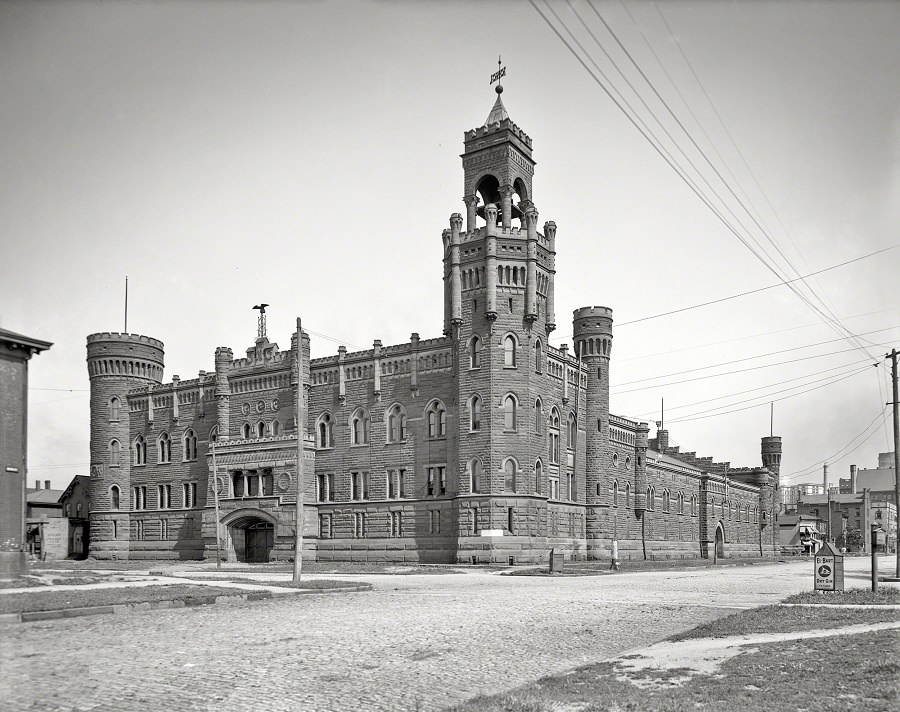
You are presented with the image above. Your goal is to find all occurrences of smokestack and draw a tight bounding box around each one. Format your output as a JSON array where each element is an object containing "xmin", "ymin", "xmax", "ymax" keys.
[
  {"xmin": 44, "ymin": 480, "xmax": 51, "ymax": 489},
  {"xmin": 657, "ymin": 429, "xmax": 669, "ymax": 454},
  {"xmin": 850, "ymin": 465, "xmax": 857, "ymax": 494},
  {"xmin": 35, "ymin": 479, "xmax": 40, "ymax": 490},
  {"xmin": 823, "ymin": 463, "xmax": 828, "ymax": 494}
]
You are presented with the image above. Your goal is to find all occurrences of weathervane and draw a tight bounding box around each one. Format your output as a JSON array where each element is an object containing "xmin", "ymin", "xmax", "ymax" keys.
[
  {"xmin": 252, "ymin": 303, "xmax": 270, "ymax": 340},
  {"xmin": 490, "ymin": 55, "xmax": 506, "ymax": 92}
]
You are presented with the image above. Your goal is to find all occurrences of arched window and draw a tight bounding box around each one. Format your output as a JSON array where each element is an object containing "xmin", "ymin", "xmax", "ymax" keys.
[
  {"xmin": 679, "ymin": 492, "xmax": 685, "ymax": 515},
  {"xmin": 647, "ymin": 486, "xmax": 654, "ymax": 511},
  {"xmin": 109, "ymin": 439, "xmax": 120, "ymax": 467},
  {"xmin": 157, "ymin": 432, "xmax": 171, "ymax": 463},
  {"xmin": 182, "ymin": 430, "xmax": 197, "ymax": 461},
  {"xmin": 209, "ymin": 425, "xmax": 218, "ymax": 443},
  {"xmin": 386, "ymin": 404, "xmax": 407, "ymax": 443},
  {"xmin": 504, "ymin": 458, "xmax": 518, "ymax": 492},
  {"xmin": 503, "ymin": 334, "xmax": 516, "ymax": 367},
  {"xmin": 351, "ymin": 408, "xmax": 370, "ymax": 445},
  {"xmin": 110, "ymin": 485, "xmax": 120, "ymax": 510},
  {"xmin": 663, "ymin": 489, "xmax": 671, "ymax": 513},
  {"xmin": 691, "ymin": 495, "xmax": 697, "ymax": 516},
  {"xmin": 256, "ymin": 421, "xmax": 266, "ymax": 438},
  {"xmin": 426, "ymin": 400, "xmax": 446, "ymax": 438},
  {"xmin": 133, "ymin": 435, "xmax": 146, "ymax": 465},
  {"xmin": 534, "ymin": 460, "xmax": 543, "ymax": 494},
  {"xmin": 469, "ymin": 458, "xmax": 483, "ymax": 494},
  {"xmin": 534, "ymin": 340, "xmax": 543, "ymax": 373},
  {"xmin": 567, "ymin": 413, "xmax": 577, "ymax": 448},
  {"xmin": 625, "ymin": 482, "xmax": 631, "ymax": 509},
  {"xmin": 469, "ymin": 394, "xmax": 482, "ymax": 431},
  {"xmin": 317, "ymin": 412, "xmax": 334, "ymax": 449},
  {"xmin": 241, "ymin": 422, "xmax": 251, "ymax": 439},
  {"xmin": 503, "ymin": 394, "xmax": 517, "ymax": 430},
  {"xmin": 469, "ymin": 335, "xmax": 482, "ymax": 369},
  {"xmin": 612, "ymin": 479, "xmax": 619, "ymax": 507},
  {"xmin": 109, "ymin": 396, "xmax": 121, "ymax": 421},
  {"xmin": 534, "ymin": 398, "xmax": 543, "ymax": 434},
  {"xmin": 270, "ymin": 419, "xmax": 281, "ymax": 436},
  {"xmin": 549, "ymin": 407, "xmax": 560, "ymax": 464}
]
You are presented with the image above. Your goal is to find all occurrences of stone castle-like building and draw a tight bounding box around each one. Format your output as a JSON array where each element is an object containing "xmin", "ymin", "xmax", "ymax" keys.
[{"xmin": 86, "ymin": 87, "xmax": 782, "ymax": 563}]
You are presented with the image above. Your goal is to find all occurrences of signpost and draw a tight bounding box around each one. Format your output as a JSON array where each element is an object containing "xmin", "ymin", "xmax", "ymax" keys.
[{"xmin": 814, "ymin": 541, "xmax": 844, "ymax": 592}]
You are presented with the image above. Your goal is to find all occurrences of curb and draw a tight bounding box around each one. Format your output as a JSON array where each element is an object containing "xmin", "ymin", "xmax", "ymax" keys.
[{"xmin": 0, "ymin": 583, "xmax": 371, "ymax": 625}]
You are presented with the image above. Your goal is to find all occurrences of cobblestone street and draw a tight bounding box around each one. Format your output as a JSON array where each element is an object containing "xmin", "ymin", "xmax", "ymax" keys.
[{"xmin": 0, "ymin": 559, "xmax": 879, "ymax": 711}]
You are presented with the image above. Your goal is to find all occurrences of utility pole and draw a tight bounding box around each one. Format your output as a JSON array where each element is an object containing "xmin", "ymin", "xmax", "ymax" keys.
[
  {"xmin": 210, "ymin": 440, "xmax": 222, "ymax": 570},
  {"xmin": 887, "ymin": 348, "xmax": 899, "ymax": 578},
  {"xmin": 293, "ymin": 317, "xmax": 305, "ymax": 582}
]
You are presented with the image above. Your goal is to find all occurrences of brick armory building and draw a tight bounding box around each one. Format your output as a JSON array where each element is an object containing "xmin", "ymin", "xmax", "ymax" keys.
[{"xmin": 86, "ymin": 88, "xmax": 781, "ymax": 563}]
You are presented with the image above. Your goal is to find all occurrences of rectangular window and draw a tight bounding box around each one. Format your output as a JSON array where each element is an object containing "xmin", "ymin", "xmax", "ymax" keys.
[
  {"xmin": 390, "ymin": 511, "xmax": 403, "ymax": 537},
  {"xmin": 353, "ymin": 512, "xmax": 367, "ymax": 538},
  {"xmin": 549, "ymin": 477, "xmax": 559, "ymax": 500},
  {"xmin": 426, "ymin": 466, "xmax": 446, "ymax": 497},
  {"xmin": 183, "ymin": 482, "xmax": 197, "ymax": 509},
  {"xmin": 319, "ymin": 514, "xmax": 332, "ymax": 539},
  {"xmin": 472, "ymin": 507, "xmax": 479, "ymax": 534},
  {"xmin": 567, "ymin": 473, "xmax": 575, "ymax": 501},
  {"xmin": 430, "ymin": 510, "xmax": 441, "ymax": 534},
  {"xmin": 438, "ymin": 466, "xmax": 446, "ymax": 496},
  {"xmin": 158, "ymin": 484, "xmax": 171, "ymax": 509},
  {"xmin": 427, "ymin": 468, "xmax": 435, "ymax": 497},
  {"xmin": 387, "ymin": 469, "xmax": 407, "ymax": 499},
  {"xmin": 133, "ymin": 485, "xmax": 147, "ymax": 511},
  {"xmin": 507, "ymin": 507, "xmax": 515, "ymax": 534},
  {"xmin": 160, "ymin": 518, "xmax": 168, "ymax": 541},
  {"xmin": 351, "ymin": 471, "xmax": 369, "ymax": 501},
  {"xmin": 262, "ymin": 469, "xmax": 274, "ymax": 497},
  {"xmin": 135, "ymin": 520, "xmax": 144, "ymax": 540},
  {"xmin": 316, "ymin": 473, "xmax": 335, "ymax": 503},
  {"xmin": 247, "ymin": 472, "xmax": 259, "ymax": 497}
]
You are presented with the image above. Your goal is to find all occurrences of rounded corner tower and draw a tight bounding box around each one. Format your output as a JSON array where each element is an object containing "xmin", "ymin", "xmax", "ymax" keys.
[
  {"xmin": 573, "ymin": 306, "xmax": 613, "ymax": 553},
  {"xmin": 86, "ymin": 332, "xmax": 164, "ymax": 559}
]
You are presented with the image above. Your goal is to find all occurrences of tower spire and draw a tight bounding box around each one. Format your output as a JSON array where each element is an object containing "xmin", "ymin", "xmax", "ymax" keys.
[{"xmin": 485, "ymin": 56, "xmax": 509, "ymax": 125}]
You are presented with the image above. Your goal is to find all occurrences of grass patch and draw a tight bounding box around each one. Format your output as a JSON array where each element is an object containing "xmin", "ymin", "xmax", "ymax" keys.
[
  {"xmin": 0, "ymin": 584, "xmax": 251, "ymax": 614},
  {"xmin": 450, "ymin": 630, "xmax": 900, "ymax": 712},
  {"xmin": 0, "ymin": 574, "xmax": 111, "ymax": 589},
  {"xmin": 216, "ymin": 577, "xmax": 363, "ymax": 589},
  {"xmin": 782, "ymin": 587, "xmax": 899, "ymax": 606},
  {"xmin": 35, "ymin": 560, "xmax": 457, "ymax": 574},
  {"xmin": 504, "ymin": 557, "xmax": 773, "ymax": 577},
  {"xmin": 671, "ymin": 604, "xmax": 898, "ymax": 641}
]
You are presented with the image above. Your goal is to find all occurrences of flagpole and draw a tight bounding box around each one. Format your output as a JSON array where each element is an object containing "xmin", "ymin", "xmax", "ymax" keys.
[{"xmin": 124, "ymin": 276, "xmax": 128, "ymax": 332}]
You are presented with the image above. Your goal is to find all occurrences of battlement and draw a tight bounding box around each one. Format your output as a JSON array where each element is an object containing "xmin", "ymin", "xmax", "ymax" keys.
[
  {"xmin": 461, "ymin": 226, "xmax": 551, "ymax": 249},
  {"xmin": 573, "ymin": 306, "xmax": 613, "ymax": 321},
  {"xmin": 87, "ymin": 332, "xmax": 164, "ymax": 349},
  {"xmin": 464, "ymin": 119, "xmax": 532, "ymax": 149}
]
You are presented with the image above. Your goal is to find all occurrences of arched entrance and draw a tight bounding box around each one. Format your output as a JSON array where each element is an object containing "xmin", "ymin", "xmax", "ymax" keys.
[
  {"xmin": 222, "ymin": 510, "xmax": 277, "ymax": 563},
  {"xmin": 714, "ymin": 523, "xmax": 726, "ymax": 561}
]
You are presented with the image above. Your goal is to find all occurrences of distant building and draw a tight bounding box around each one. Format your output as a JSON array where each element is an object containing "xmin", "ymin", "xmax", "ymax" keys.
[
  {"xmin": 795, "ymin": 491, "xmax": 873, "ymax": 552},
  {"xmin": 0, "ymin": 328, "xmax": 52, "ymax": 580},
  {"xmin": 777, "ymin": 513, "xmax": 823, "ymax": 555},
  {"xmin": 782, "ymin": 482, "xmax": 824, "ymax": 508},
  {"xmin": 59, "ymin": 475, "xmax": 91, "ymax": 558}
]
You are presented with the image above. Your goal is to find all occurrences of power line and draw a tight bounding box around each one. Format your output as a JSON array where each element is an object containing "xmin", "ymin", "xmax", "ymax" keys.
[
  {"xmin": 532, "ymin": 0, "xmax": 882, "ymax": 361},
  {"xmin": 613, "ymin": 330, "xmax": 895, "ymax": 389},
  {"xmin": 665, "ymin": 367, "xmax": 869, "ymax": 424}
]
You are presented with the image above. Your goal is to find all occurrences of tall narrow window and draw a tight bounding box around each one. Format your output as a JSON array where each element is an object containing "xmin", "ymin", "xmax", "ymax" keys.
[
  {"xmin": 503, "ymin": 334, "xmax": 516, "ymax": 367},
  {"xmin": 183, "ymin": 430, "xmax": 197, "ymax": 461},
  {"xmin": 625, "ymin": 483, "xmax": 631, "ymax": 509},
  {"xmin": 133, "ymin": 485, "xmax": 147, "ymax": 510},
  {"xmin": 504, "ymin": 459, "xmax": 517, "ymax": 492},
  {"xmin": 160, "ymin": 519, "xmax": 169, "ymax": 541},
  {"xmin": 256, "ymin": 421, "xmax": 266, "ymax": 438},
  {"xmin": 133, "ymin": 435, "xmax": 146, "ymax": 466},
  {"xmin": 183, "ymin": 482, "xmax": 197, "ymax": 508},
  {"xmin": 242, "ymin": 422, "xmax": 252, "ymax": 439},
  {"xmin": 157, "ymin": 433, "xmax": 171, "ymax": 463},
  {"xmin": 470, "ymin": 335, "xmax": 482, "ymax": 369},
  {"xmin": 567, "ymin": 413, "xmax": 577, "ymax": 448},
  {"xmin": 470, "ymin": 395, "xmax": 482, "ymax": 431},
  {"xmin": 317, "ymin": 413, "xmax": 334, "ymax": 449},
  {"xmin": 469, "ymin": 458, "xmax": 483, "ymax": 494},
  {"xmin": 647, "ymin": 486, "xmax": 654, "ymax": 511},
  {"xmin": 316, "ymin": 473, "xmax": 334, "ymax": 502},
  {"xmin": 503, "ymin": 394, "xmax": 517, "ymax": 430},
  {"xmin": 386, "ymin": 404, "xmax": 407, "ymax": 443},
  {"xmin": 426, "ymin": 400, "xmax": 446, "ymax": 438},
  {"xmin": 351, "ymin": 408, "xmax": 370, "ymax": 445},
  {"xmin": 319, "ymin": 514, "xmax": 332, "ymax": 539},
  {"xmin": 534, "ymin": 460, "xmax": 543, "ymax": 494},
  {"xmin": 351, "ymin": 471, "xmax": 369, "ymax": 501},
  {"xmin": 109, "ymin": 439, "xmax": 120, "ymax": 467},
  {"xmin": 270, "ymin": 420, "xmax": 281, "ymax": 436},
  {"xmin": 549, "ymin": 408, "xmax": 560, "ymax": 464},
  {"xmin": 110, "ymin": 485, "xmax": 120, "ymax": 510},
  {"xmin": 534, "ymin": 398, "xmax": 543, "ymax": 434},
  {"xmin": 613, "ymin": 480, "xmax": 619, "ymax": 507},
  {"xmin": 158, "ymin": 484, "xmax": 171, "ymax": 509},
  {"xmin": 353, "ymin": 512, "xmax": 367, "ymax": 538},
  {"xmin": 109, "ymin": 396, "xmax": 121, "ymax": 421},
  {"xmin": 534, "ymin": 340, "xmax": 543, "ymax": 373}
]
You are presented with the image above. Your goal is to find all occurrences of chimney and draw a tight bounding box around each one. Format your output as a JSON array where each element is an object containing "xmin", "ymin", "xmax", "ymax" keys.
[
  {"xmin": 823, "ymin": 463, "xmax": 828, "ymax": 494},
  {"xmin": 850, "ymin": 464, "xmax": 857, "ymax": 494},
  {"xmin": 35, "ymin": 479, "xmax": 40, "ymax": 490},
  {"xmin": 44, "ymin": 480, "xmax": 51, "ymax": 489},
  {"xmin": 657, "ymin": 429, "xmax": 669, "ymax": 454}
]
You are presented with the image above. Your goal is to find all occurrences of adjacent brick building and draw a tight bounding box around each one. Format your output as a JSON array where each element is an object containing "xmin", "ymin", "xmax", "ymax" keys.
[{"xmin": 86, "ymin": 88, "xmax": 781, "ymax": 563}]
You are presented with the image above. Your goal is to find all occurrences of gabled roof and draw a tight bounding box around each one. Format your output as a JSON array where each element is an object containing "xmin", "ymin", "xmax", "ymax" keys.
[{"xmin": 26, "ymin": 489, "xmax": 64, "ymax": 505}]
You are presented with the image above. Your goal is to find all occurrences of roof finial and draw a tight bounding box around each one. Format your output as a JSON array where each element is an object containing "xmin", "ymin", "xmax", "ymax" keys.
[
  {"xmin": 490, "ymin": 54, "xmax": 506, "ymax": 94},
  {"xmin": 252, "ymin": 303, "xmax": 269, "ymax": 340}
]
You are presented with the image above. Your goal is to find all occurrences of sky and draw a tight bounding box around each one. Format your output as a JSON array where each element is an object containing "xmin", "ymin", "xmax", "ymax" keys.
[{"xmin": 2, "ymin": 0, "xmax": 897, "ymax": 492}]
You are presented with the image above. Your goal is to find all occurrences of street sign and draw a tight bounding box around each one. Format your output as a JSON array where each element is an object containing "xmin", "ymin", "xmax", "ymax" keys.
[{"xmin": 814, "ymin": 542, "xmax": 844, "ymax": 592}]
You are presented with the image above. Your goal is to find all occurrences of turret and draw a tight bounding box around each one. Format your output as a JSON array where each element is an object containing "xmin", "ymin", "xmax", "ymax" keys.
[
  {"xmin": 574, "ymin": 306, "xmax": 613, "ymax": 545},
  {"xmin": 761, "ymin": 435, "xmax": 782, "ymax": 490},
  {"xmin": 86, "ymin": 332, "xmax": 164, "ymax": 559}
]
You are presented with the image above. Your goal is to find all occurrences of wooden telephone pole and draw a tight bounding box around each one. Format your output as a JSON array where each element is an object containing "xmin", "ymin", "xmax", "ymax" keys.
[
  {"xmin": 293, "ymin": 318, "xmax": 305, "ymax": 582},
  {"xmin": 887, "ymin": 348, "xmax": 899, "ymax": 578}
]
